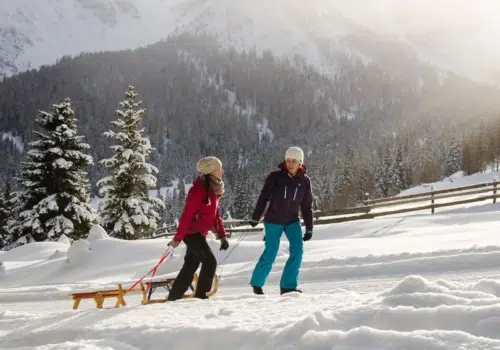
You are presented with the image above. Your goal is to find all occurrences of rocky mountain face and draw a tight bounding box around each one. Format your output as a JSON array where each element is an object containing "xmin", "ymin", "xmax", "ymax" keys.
[{"xmin": 2, "ymin": 0, "xmax": 500, "ymax": 86}]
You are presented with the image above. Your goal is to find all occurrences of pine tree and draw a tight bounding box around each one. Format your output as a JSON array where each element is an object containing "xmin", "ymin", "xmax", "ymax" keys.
[
  {"xmin": 493, "ymin": 118, "xmax": 500, "ymax": 171},
  {"xmin": 6, "ymin": 99, "xmax": 97, "ymax": 245},
  {"xmin": 375, "ymin": 143, "xmax": 392, "ymax": 198},
  {"xmin": 333, "ymin": 154, "xmax": 356, "ymax": 208},
  {"xmin": 315, "ymin": 163, "xmax": 336, "ymax": 210},
  {"xmin": 0, "ymin": 183, "xmax": 13, "ymax": 248},
  {"xmin": 162, "ymin": 191, "xmax": 174, "ymax": 225},
  {"xmin": 97, "ymin": 86, "xmax": 165, "ymax": 239},
  {"xmin": 356, "ymin": 165, "xmax": 375, "ymax": 203},
  {"xmin": 233, "ymin": 177, "xmax": 253, "ymax": 219},
  {"xmin": 177, "ymin": 179, "xmax": 186, "ymax": 212},
  {"xmin": 444, "ymin": 138, "xmax": 462, "ymax": 177},
  {"xmin": 388, "ymin": 143, "xmax": 408, "ymax": 195},
  {"xmin": 461, "ymin": 133, "xmax": 483, "ymax": 175}
]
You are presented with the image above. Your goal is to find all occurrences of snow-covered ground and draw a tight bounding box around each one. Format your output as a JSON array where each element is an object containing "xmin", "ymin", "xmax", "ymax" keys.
[
  {"xmin": 399, "ymin": 170, "xmax": 500, "ymax": 196},
  {"xmin": 2, "ymin": 172, "xmax": 500, "ymax": 349}
]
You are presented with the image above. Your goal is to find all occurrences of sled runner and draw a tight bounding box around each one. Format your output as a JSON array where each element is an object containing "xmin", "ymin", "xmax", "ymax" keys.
[
  {"xmin": 139, "ymin": 273, "xmax": 219, "ymax": 304},
  {"xmin": 69, "ymin": 274, "xmax": 219, "ymax": 309}
]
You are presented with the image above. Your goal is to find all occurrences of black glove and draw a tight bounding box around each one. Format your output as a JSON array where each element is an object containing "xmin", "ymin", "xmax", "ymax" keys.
[
  {"xmin": 303, "ymin": 231, "xmax": 312, "ymax": 242},
  {"xmin": 249, "ymin": 219, "xmax": 259, "ymax": 228},
  {"xmin": 220, "ymin": 237, "xmax": 229, "ymax": 251},
  {"xmin": 168, "ymin": 239, "xmax": 181, "ymax": 248}
]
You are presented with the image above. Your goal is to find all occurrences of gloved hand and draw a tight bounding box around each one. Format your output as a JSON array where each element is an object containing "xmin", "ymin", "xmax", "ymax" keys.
[
  {"xmin": 220, "ymin": 237, "xmax": 229, "ymax": 251},
  {"xmin": 168, "ymin": 239, "xmax": 181, "ymax": 248},
  {"xmin": 303, "ymin": 231, "xmax": 312, "ymax": 242},
  {"xmin": 249, "ymin": 219, "xmax": 259, "ymax": 227}
]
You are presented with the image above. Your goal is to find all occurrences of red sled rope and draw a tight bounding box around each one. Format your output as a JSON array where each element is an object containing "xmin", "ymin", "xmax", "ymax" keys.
[{"xmin": 126, "ymin": 246, "xmax": 173, "ymax": 293}]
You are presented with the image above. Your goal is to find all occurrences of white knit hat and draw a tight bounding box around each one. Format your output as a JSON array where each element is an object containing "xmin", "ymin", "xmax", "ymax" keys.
[
  {"xmin": 285, "ymin": 146, "xmax": 304, "ymax": 163},
  {"xmin": 196, "ymin": 156, "xmax": 222, "ymax": 175}
]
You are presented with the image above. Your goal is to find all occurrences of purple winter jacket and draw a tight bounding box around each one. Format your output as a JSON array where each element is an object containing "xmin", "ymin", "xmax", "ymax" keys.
[{"xmin": 251, "ymin": 162, "xmax": 314, "ymax": 232}]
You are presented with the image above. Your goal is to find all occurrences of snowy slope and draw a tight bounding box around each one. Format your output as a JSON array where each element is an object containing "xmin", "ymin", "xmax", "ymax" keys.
[
  {"xmin": 2, "ymin": 0, "xmax": 500, "ymax": 85},
  {"xmin": 2, "ymin": 173, "xmax": 500, "ymax": 348},
  {"xmin": 400, "ymin": 170, "xmax": 500, "ymax": 196}
]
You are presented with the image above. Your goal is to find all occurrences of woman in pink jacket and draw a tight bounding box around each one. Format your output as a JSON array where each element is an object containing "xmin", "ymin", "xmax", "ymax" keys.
[{"xmin": 167, "ymin": 157, "xmax": 229, "ymax": 301}]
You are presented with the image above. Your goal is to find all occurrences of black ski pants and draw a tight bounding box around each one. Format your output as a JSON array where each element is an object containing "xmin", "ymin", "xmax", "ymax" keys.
[{"xmin": 167, "ymin": 233, "xmax": 217, "ymax": 301}]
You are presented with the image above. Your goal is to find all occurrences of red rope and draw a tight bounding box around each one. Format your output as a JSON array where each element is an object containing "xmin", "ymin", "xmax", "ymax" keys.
[{"xmin": 126, "ymin": 247, "xmax": 172, "ymax": 293}]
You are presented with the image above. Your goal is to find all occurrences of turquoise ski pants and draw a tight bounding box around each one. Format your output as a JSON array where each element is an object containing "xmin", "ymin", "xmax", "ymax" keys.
[{"xmin": 250, "ymin": 221, "xmax": 303, "ymax": 289}]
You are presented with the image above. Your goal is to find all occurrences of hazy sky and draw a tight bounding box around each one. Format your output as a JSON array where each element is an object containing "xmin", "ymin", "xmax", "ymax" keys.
[{"xmin": 330, "ymin": 0, "xmax": 498, "ymax": 35}]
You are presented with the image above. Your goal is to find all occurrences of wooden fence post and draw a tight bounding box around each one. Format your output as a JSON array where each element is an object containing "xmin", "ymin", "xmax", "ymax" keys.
[
  {"xmin": 431, "ymin": 185, "xmax": 435, "ymax": 214},
  {"xmin": 494, "ymin": 177, "xmax": 498, "ymax": 204}
]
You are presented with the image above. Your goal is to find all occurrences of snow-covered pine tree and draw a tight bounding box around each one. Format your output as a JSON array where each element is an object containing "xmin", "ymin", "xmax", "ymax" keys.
[
  {"xmin": 0, "ymin": 183, "xmax": 13, "ymax": 248},
  {"xmin": 374, "ymin": 144, "xmax": 392, "ymax": 198},
  {"xmin": 177, "ymin": 179, "xmax": 186, "ymax": 212},
  {"xmin": 162, "ymin": 191, "xmax": 175, "ymax": 225},
  {"xmin": 388, "ymin": 143, "xmax": 408, "ymax": 196},
  {"xmin": 97, "ymin": 86, "xmax": 165, "ymax": 239},
  {"xmin": 5, "ymin": 99, "xmax": 97, "ymax": 245},
  {"xmin": 332, "ymin": 153, "xmax": 356, "ymax": 208},
  {"xmin": 356, "ymin": 164, "xmax": 375, "ymax": 202},
  {"xmin": 444, "ymin": 138, "xmax": 462, "ymax": 177},
  {"xmin": 218, "ymin": 183, "xmax": 234, "ymax": 219},
  {"xmin": 169, "ymin": 188, "xmax": 180, "ymax": 222},
  {"xmin": 233, "ymin": 177, "xmax": 253, "ymax": 219},
  {"xmin": 314, "ymin": 162, "xmax": 336, "ymax": 211}
]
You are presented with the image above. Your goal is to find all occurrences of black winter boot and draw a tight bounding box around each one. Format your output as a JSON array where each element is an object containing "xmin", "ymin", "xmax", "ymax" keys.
[
  {"xmin": 280, "ymin": 288, "xmax": 302, "ymax": 295},
  {"xmin": 252, "ymin": 286, "xmax": 264, "ymax": 295},
  {"xmin": 193, "ymin": 292, "xmax": 209, "ymax": 300}
]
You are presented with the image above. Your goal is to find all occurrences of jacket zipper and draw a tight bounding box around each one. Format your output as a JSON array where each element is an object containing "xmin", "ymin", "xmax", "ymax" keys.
[
  {"xmin": 284, "ymin": 185, "xmax": 287, "ymax": 199},
  {"xmin": 293, "ymin": 185, "xmax": 299, "ymax": 200}
]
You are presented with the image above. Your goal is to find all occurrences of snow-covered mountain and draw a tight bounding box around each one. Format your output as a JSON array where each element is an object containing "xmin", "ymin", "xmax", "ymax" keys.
[{"xmin": 2, "ymin": 0, "xmax": 500, "ymax": 84}]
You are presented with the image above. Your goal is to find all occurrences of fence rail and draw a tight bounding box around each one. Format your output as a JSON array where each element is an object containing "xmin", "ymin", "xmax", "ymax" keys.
[{"xmin": 151, "ymin": 179, "xmax": 500, "ymax": 237}]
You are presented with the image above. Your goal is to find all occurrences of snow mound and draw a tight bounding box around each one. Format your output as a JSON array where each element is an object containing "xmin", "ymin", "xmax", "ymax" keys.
[
  {"xmin": 87, "ymin": 224, "xmax": 110, "ymax": 241},
  {"xmin": 295, "ymin": 276, "xmax": 500, "ymax": 348},
  {"xmin": 472, "ymin": 279, "xmax": 500, "ymax": 297},
  {"xmin": 379, "ymin": 275, "xmax": 500, "ymax": 308},
  {"xmin": 0, "ymin": 262, "xmax": 5, "ymax": 278},
  {"xmin": 56, "ymin": 234, "xmax": 71, "ymax": 245},
  {"xmin": 380, "ymin": 275, "xmax": 445, "ymax": 295},
  {"xmin": 1, "ymin": 242, "xmax": 70, "ymax": 262},
  {"xmin": 48, "ymin": 250, "xmax": 67, "ymax": 260},
  {"xmin": 66, "ymin": 239, "xmax": 91, "ymax": 265}
]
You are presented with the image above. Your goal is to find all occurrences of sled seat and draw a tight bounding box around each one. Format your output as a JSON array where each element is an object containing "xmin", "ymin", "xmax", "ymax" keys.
[
  {"xmin": 139, "ymin": 274, "xmax": 198, "ymax": 304},
  {"xmin": 139, "ymin": 274, "xmax": 219, "ymax": 304}
]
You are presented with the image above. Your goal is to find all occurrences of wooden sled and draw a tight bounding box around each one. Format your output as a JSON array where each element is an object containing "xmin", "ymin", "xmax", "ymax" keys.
[
  {"xmin": 69, "ymin": 274, "xmax": 219, "ymax": 309},
  {"xmin": 139, "ymin": 273, "xmax": 219, "ymax": 304},
  {"xmin": 69, "ymin": 283, "xmax": 135, "ymax": 310}
]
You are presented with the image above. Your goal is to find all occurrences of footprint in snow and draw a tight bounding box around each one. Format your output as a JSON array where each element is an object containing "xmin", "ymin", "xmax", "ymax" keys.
[{"xmin": 205, "ymin": 307, "xmax": 233, "ymax": 319}]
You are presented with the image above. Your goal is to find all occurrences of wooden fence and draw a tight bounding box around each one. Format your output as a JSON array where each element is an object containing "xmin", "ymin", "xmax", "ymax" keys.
[{"xmin": 150, "ymin": 179, "xmax": 500, "ymax": 238}]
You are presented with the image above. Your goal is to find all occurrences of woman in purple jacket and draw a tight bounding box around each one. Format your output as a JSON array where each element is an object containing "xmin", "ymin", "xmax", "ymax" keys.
[{"xmin": 249, "ymin": 146, "xmax": 314, "ymax": 295}]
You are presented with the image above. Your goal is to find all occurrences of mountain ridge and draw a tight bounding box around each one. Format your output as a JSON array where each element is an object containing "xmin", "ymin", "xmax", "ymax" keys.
[{"xmin": 2, "ymin": 0, "xmax": 500, "ymax": 87}]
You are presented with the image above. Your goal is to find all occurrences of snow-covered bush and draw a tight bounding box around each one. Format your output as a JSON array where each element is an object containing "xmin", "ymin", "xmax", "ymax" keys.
[{"xmin": 66, "ymin": 239, "xmax": 91, "ymax": 265}]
